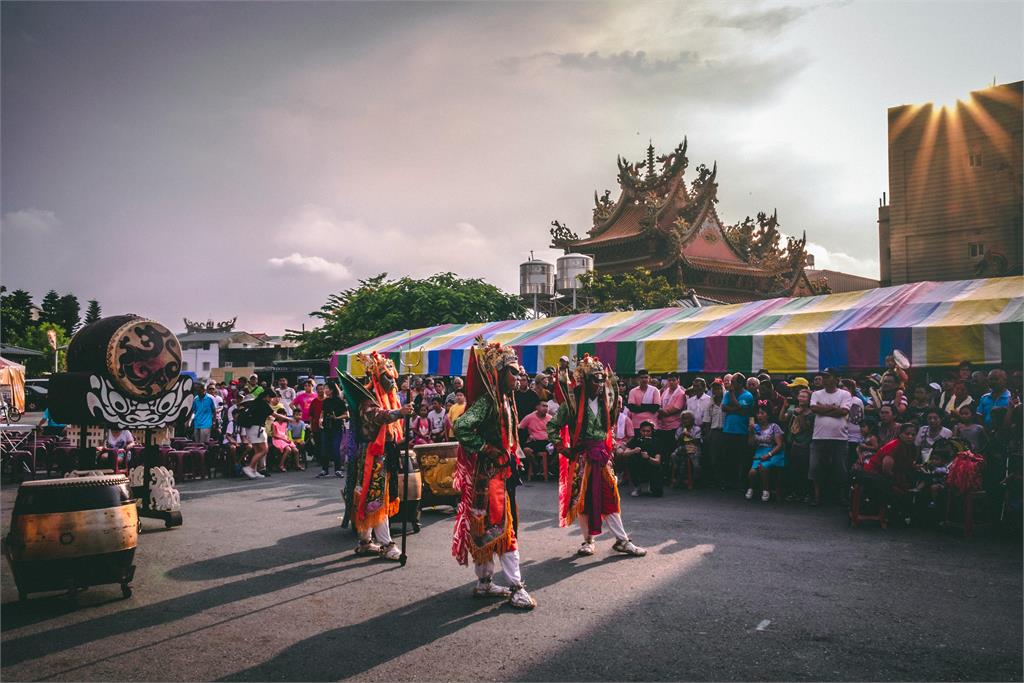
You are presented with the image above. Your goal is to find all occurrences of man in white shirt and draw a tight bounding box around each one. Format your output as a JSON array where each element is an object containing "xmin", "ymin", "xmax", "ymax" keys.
[
  {"xmin": 809, "ymin": 368, "xmax": 852, "ymax": 506},
  {"xmin": 688, "ymin": 378, "xmax": 713, "ymax": 434},
  {"xmin": 276, "ymin": 378, "xmax": 296, "ymax": 408}
]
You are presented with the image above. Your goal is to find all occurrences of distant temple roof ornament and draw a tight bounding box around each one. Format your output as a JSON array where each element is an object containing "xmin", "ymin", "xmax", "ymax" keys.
[{"xmin": 184, "ymin": 317, "xmax": 237, "ymax": 333}]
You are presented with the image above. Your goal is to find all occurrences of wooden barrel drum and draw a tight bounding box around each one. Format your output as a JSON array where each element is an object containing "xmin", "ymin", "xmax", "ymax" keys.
[
  {"xmin": 3, "ymin": 474, "xmax": 138, "ymax": 601},
  {"xmin": 397, "ymin": 450, "xmax": 422, "ymax": 502},
  {"xmin": 67, "ymin": 315, "xmax": 181, "ymax": 400}
]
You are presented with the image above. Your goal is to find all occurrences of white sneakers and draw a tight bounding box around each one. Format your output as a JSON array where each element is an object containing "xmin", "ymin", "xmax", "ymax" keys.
[
  {"xmin": 242, "ymin": 466, "xmax": 263, "ymax": 480},
  {"xmin": 508, "ymin": 583, "xmax": 537, "ymax": 610},
  {"xmin": 630, "ymin": 487, "xmax": 641, "ymax": 497},
  {"xmin": 381, "ymin": 543, "xmax": 401, "ymax": 561},
  {"xmin": 761, "ymin": 490, "xmax": 771, "ymax": 502},
  {"xmin": 473, "ymin": 580, "xmax": 512, "ymax": 598},
  {"xmin": 472, "ymin": 578, "xmax": 535, "ymax": 609},
  {"xmin": 745, "ymin": 488, "xmax": 754, "ymax": 499},
  {"xmin": 577, "ymin": 541, "xmax": 596, "ymax": 556}
]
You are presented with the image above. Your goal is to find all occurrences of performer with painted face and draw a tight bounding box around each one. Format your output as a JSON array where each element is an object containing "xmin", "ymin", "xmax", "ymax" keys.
[
  {"xmin": 451, "ymin": 337, "xmax": 536, "ymax": 610},
  {"xmin": 345, "ymin": 352, "xmax": 414, "ymax": 561},
  {"xmin": 547, "ymin": 354, "xmax": 647, "ymax": 558}
]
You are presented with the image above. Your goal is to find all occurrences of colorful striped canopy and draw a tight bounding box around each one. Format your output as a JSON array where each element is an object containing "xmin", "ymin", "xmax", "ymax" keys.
[{"xmin": 332, "ymin": 276, "xmax": 1024, "ymax": 378}]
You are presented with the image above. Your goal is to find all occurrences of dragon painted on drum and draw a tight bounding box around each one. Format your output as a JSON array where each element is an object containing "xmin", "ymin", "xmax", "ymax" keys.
[{"xmin": 115, "ymin": 322, "xmax": 182, "ymax": 399}]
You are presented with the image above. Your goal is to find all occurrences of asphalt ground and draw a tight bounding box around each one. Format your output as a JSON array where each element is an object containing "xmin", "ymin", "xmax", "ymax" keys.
[{"xmin": 1, "ymin": 470, "xmax": 1021, "ymax": 682}]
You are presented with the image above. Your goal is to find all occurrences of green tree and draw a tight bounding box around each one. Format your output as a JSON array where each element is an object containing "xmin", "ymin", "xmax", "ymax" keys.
[
  {"xmin": 84, "ymin": 299, "xmax": 102, "ymax": 325},
  {"xmin": 0, "ymin": 287, "xmax": 36, "ymax": 346},
  {"xmin": 290, "ymin": 273, "xmax": 527, "ymax": 358},
  {"xmin": 56, "ymin": 293, "xmax": 81, "ymax": 335},
  {"xmin": 576, "ymin": 267, "xmax": 689, "ymax": 312},
  {"xmin": 39, "ymin": 290, "xmax": 61, "ymax": 326},
  {"xmin": 24, "ymin": 323, "xmax": 70, "ymax": 376}
]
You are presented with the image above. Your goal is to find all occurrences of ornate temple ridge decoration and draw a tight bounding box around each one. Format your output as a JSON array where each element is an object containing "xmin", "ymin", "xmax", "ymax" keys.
[
  {"xmin": 183, "ymin": 317, "xmax": 237, "ymax": 333},
  {"xmin": 551, "ymin": 136, "xmax": 821, "ymax": 303}
]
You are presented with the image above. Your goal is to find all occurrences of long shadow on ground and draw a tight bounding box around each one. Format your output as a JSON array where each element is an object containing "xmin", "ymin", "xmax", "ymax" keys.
[
  {"xmin": 1, "ymin": 526, "xmax": 358, "ymax": 663},
  {"xmin": 218, "ymin": 553, "xmax": 632, "ymax": 682}
]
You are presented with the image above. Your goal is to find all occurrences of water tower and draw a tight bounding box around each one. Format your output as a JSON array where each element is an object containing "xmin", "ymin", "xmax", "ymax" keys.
[
  {"xmin": 556, "ymin": 253, "xmax": 594, "ymax": 311},
  {"xmin": 520, "ymin": 256, "xmax": 555, "ymax": 319}
]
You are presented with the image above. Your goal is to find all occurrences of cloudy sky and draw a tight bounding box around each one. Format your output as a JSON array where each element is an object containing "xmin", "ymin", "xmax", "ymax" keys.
[{"xmin": 2, "ymin": 1, "xmax": 1021, "ymax": 334}]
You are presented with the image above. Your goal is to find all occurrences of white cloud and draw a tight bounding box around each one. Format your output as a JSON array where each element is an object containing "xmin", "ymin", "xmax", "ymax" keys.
[
  {"xmin": 805, "ymin": 240, "xmax": 880, "ymax": 279},
  {"xmin": 2, "ymin": 208, "xmax": 59, "ymax": 233},
  {"xmin": 276, "ymin": 205, "xmax": 497, "ymax": 282},
  {"xmin": 267, "ymin": 252, "xmax": 352, "ymax": 280}
]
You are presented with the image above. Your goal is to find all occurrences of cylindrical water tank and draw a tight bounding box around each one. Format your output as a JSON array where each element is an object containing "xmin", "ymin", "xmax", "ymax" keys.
[
  {"xmin": 556, "ymin": 253, "xmax": 594, "ymax": 293},
  {"xmin": 519, "ymin": 259, "xmax": 555, "ymax": 297}
]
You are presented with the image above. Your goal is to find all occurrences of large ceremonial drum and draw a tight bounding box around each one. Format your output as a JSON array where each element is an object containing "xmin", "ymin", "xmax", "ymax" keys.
[
  {"xmin": 67, "ymin": 315, "xmax": 181, "ymax": 400},
  {"xmin": 413, "ymin": 441, "xmax": 461, "ymax": 508},
  {"xmin": 3, "ymin": 474, "xmax": 138, "ymax": 600}
]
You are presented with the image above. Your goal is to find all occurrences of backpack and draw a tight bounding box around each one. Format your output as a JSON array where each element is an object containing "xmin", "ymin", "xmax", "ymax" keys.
[{"xmin": 235, "ymin": 403, "xmax": 257, "ymax": 429}]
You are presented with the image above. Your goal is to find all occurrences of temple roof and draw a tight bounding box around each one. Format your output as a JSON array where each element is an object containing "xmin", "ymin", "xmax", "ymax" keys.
[{"xmin": 555, "ymin": 139, "xmax": 774, "ymax": 279}]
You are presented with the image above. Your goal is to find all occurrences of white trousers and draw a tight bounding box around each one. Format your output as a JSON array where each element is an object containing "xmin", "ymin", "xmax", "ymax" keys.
[
  {"xmin": 578, "ymin": 511, "xmax": 628, "ymax": 542},
  {"xmin": 358, "ymin": 520, "xmax": 392, "ymax": 545},
  {"xmin": 473, "ymin": 549, "xmax": 522, "ymax": 585}
]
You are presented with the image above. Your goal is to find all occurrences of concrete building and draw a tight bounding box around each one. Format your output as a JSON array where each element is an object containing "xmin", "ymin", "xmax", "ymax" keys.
[
  {"xmin": 879, "ymin": 81, "xmax": 1023, "ymax": 286},
  {"xmin": 177, "ymin": 319, "xmax": 299, "ymax": 381}
]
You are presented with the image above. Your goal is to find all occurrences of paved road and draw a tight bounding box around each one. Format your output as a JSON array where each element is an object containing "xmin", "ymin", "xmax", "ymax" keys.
[{"xmin": 1, "ymin": 472, "xmax": 1021, "ymax": 681}]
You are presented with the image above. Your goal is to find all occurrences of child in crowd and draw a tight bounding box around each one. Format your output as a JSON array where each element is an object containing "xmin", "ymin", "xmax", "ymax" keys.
[
  {"xmin": 427, "ymin": 397, "xmax": 450, "ymax": 443},
  {"xmin": 854, "ymin": 420, "xmax": 880, "ymax": 470},
  {"xmin": 272, "ymin": 407, "xmax": 302, "ymax": 471},
  {"xmin": 954, "ymin": 405, "xmax": 987, "ymax": 453},
  {"xmin": 411, "ymin": 403, "xmax": 432, "ymax": 446},
  {"xmin": 288, "ymin": 412, "xmax": 306, "ymax": 471},
  {"xmin": 672, "ymin": 410, "xmax": 702, "ymax": 488}
]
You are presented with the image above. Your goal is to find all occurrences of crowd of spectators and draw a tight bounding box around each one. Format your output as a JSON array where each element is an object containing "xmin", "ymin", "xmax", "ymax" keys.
[{"xmin": 56, "ymin": 359, "xmax": 1018, "ymax": 529}]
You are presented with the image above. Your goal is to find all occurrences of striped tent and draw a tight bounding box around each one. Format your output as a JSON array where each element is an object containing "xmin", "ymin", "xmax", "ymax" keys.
[{"xmin": 332, "ymin": 276, "xmax": 1024, "ymax": 378}]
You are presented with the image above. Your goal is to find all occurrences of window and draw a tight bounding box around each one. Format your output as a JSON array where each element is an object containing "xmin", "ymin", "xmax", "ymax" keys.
[
  {"xmin": 182, "ymin": 362, "xmax": 189, "ymax": 371},
  {"xmin": 969, "ymin": 243, "xmax": 985, "ymax": 257},
  {"xmin": 204, "ymin": 343, "xmax": 212, "ymax": 350},
  {"xmin": 202, "ymin": 362, "xmax": 211, "ymax": 372},
  {"xmin": 969, "ymin": 152, "xmax": 983, "ymax": 168}
]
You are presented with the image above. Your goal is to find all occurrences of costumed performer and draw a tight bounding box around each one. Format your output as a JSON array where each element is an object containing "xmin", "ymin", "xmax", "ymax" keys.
[
  {"xmin": 451, "ymin": 337, "xmax": 536, "ymax": 610},
  {"xmin": 348, "ymin": 352, "xmax": 413, "ymax": 561},
  {"xmin": 547, "ymin": 354, "xmax": 647, "ymax": 558}
]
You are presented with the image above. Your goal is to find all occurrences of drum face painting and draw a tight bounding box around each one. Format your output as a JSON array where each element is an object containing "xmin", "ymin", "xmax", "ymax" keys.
[
  {"xmin": 413, "ymin": 442, "xmax": 461, "ymax": 508},
  {"xmin": 5, "ymin": 475, "xmax": 138, "ymax": 596},
  {"xmin": 68, "ymin": 315, "xmax": 182, "ymax": 400}
]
